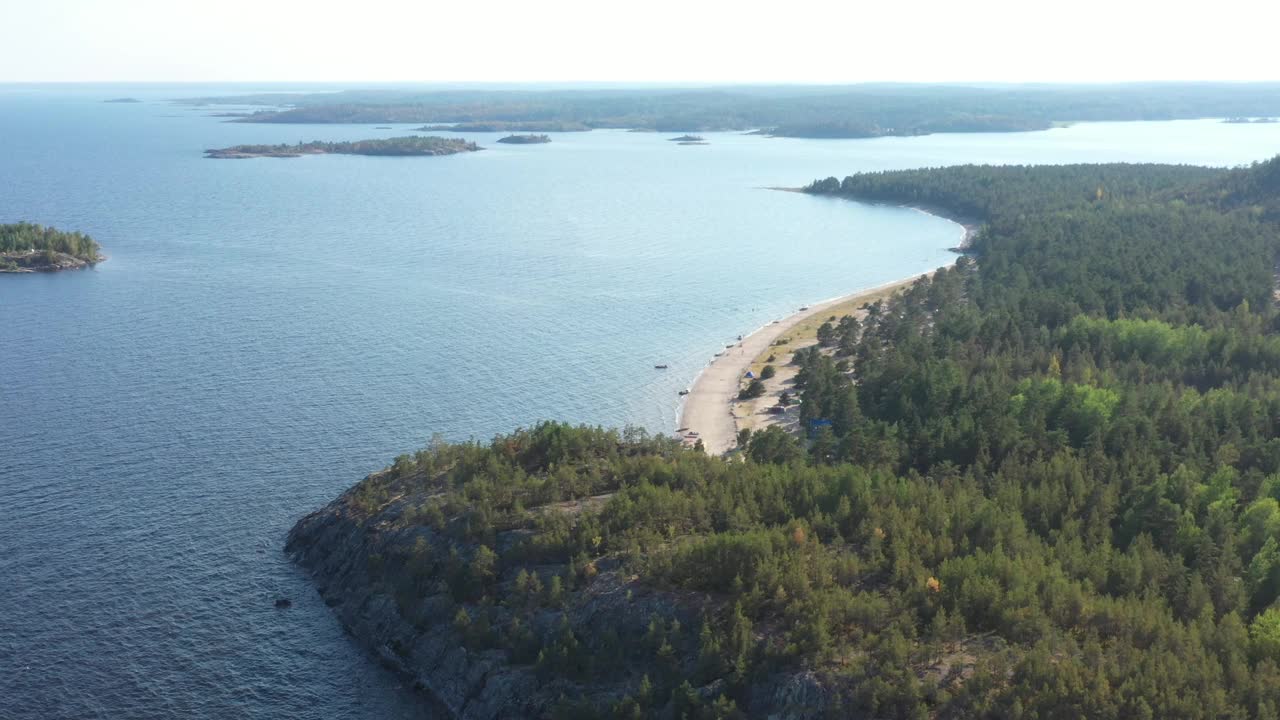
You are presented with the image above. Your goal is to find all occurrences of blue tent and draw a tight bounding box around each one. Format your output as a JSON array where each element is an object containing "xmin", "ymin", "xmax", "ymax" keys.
[{"xmin": 745, "ymin": 371, "xmax": 755, "ymax": 379}]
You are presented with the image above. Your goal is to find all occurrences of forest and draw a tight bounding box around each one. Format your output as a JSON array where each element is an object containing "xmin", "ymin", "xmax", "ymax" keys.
[
  {"xmin": 186, "ymin": 83, "xmax": 1280, "ymax": 138},
  {"xmin": 292, "ymin": 157, "xmax": 1280, "ymax": 718},
  {"xmin": 0, "ymin": 222, "xmax": 102, "ymax": 271}
]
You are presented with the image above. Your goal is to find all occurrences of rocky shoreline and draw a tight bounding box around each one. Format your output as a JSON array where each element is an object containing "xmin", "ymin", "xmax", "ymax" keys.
[
  {"xmin": 286, "ymin": 466, "xmax": 835, "ymax": 719},
  {"xmin": 1, "ymin": 250, "xmax": 103, "ymax": 272}
]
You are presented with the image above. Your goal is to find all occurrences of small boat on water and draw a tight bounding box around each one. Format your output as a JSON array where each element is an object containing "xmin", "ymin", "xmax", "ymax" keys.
[
  {"xmin": 725, "ymin": 344, "xmax": 736, "ymax": 349},
  {"xmin": 654, "ymin": 364, "xmax": 669, "ymax": 369},
  {"xmin": 799, "ymin": 306, "xmax": 809, "ymax": 311},
  {"xmin": 678, "ymin": 389, "xmax": 690, "ymax": 396}
]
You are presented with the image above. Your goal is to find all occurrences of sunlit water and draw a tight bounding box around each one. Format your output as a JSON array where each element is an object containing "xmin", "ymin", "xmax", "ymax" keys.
[{"xmin": 4, "ymin": 84, "xmax": 1280, "ymax": 719}]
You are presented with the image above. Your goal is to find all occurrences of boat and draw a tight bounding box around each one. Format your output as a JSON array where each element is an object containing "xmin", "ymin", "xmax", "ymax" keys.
[
  {"xmin": 678, "ymin": 389, "xmax": 690, "ymax": 396},
  {"xmin": 654, "ymin": 364, "xmax": 669, "ymax": 369},
  {"xmin": 799, "ymin": 306, "xmax": 809, "ymax": 311}
]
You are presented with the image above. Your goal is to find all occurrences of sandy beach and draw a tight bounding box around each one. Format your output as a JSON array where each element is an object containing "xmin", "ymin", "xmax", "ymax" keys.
[{"xmin": 678, "ymin": 209, "xmax": 976, "ymax": 455}]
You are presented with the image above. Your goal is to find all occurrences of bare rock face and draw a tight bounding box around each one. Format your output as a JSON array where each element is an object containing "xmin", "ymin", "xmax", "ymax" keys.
[{"xmin": 765, "ymin": 671, "xmax": 830, "ymax": 720}]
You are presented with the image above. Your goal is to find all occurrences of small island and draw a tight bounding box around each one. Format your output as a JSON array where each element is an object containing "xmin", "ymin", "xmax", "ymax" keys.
[
  {"xmin": 104, "ymin": 97, "xmax": 141, "ymax": 103},
  {"xmin": 1, "ymin": 222, "xmax": 104, "ymax": 272},
  {"xmin": 413, "ymin": 121, "xmax": 589, "ymax": 132},
  {"xmin": 668, "ymin": 134, "xmax": 709, "ymax": 145},
  {"xmin": 204, "ymin": 136, "xmax": 480, "ymax": 159},
  {"xmin": 496, "ymin": 134, "xmax": 551, "ymax": 144}
]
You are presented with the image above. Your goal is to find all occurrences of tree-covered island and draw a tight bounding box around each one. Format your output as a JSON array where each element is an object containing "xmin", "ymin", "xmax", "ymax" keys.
[
  {"xmin": 496, "ymin": 134, "xmax": 551, "ymax": 144},
  {"xmin": 1, "ymin": 222, "xmax": 104, "ymax": 272},
  {"xmin": 289, "ymin": 157, "xmax": 1280, "ymax": 718},
  {"xmin": 204, "ymin": 136, "xmax": 479, "ymax": 158},
  {"xmin": 183, "ymin": 83, "xmax": 1280, "ymax": 138}
]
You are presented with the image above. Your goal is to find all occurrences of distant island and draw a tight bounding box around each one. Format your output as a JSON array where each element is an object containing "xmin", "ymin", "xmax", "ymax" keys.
[
  {"xmin": 669, "ymin": 134, "xmax": 708, "ymax": 145},
  {"xmin": 1224, "ymin": 117, "xmax": 1278, "ymax": 124},
  {"xmin": 104, "ymin": 97, "xmax": 141, "ymax": 104},
  {"xmin": 1, "ymin": 222, "xmax": 104, "ymax": 272},
  {"xmin": 496, "ymin": 134, "xmax": 550, "ymax": 144},
  {"xmin": 180, "ymin": 83, "xmax": 1280, "ymax": 138},
  {"xmin": 204, "ymin": 136, "xmax": 480, "ymax": 159},
  {"xmin": 414, "ymin": 121, "xmax": 590, "ymax": 132}
]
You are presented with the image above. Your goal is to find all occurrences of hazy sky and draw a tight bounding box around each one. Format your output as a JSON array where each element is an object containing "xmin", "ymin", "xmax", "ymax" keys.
[{"xmin": 6, "ymin": 0, "xmax": 1279, "ymax": 83}]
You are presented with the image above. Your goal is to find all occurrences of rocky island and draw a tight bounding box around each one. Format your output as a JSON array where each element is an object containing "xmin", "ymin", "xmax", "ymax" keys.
[
  {"xmin": 204, "ymin": 136, "xmax": 479, "ymax": 159},
  {"xmin": 496, "ymin": 134, "xmax": 551, "ymax": 144},
  {"xmin": 668, "ymin": 135, "xmax": 708, "ymax": 145},
  {"xmin": 1, "ymin": 222, "xmax": 104, "ymax": 272}
]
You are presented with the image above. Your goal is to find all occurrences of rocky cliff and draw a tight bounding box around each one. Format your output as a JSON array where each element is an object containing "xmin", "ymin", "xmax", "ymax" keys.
[{"xmin": 286, "ymin": 454, "xmax": 841, "ymax": 720}]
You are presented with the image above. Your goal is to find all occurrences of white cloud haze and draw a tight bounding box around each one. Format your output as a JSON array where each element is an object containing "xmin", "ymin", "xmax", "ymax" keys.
[{"xmin": 5, "ymin": 0, "xmax": 1279, "ymax": 83}]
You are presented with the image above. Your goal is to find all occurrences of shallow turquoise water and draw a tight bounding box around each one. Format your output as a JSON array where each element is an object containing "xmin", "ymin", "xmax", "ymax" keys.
[{"xmin": 4, "ymin": 85, "xmax": 1280, "ymax": 718}]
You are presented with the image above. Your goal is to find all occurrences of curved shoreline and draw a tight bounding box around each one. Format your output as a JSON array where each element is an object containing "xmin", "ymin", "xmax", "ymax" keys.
[{"xmin": 677, "ymin": 207, "xmax": 975, "ymax": 454}]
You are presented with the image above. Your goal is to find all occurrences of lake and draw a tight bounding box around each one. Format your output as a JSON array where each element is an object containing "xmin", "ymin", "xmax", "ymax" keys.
[{"xmin": 4, "ymin": 84, "xmax": 1280, "ymax": 718}]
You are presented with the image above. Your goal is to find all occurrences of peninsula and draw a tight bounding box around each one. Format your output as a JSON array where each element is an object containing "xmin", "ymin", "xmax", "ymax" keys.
[
  {"xmin": 1, "ymin": 222, "xmax": 104, "ymax": 272},
  {"xmin": 495, "ymin": 134, "xmax": 551, "ymax": 144},
  {"xmin": 204, "ymin": 136, "xmax": 479, "ymax": 159},
  {"xmin": 290, "ymin": 158, "xmax": 1280, "ymax": 718}
]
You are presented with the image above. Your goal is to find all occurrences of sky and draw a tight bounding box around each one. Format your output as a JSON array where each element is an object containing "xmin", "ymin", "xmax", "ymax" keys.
[{"xmin": 5, "ymin": 0, "xmax": 1280, "ymax": 84}]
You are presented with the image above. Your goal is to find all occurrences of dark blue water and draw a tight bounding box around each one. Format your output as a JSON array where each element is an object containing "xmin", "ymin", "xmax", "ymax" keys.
[{"xmin": 4, "ymin": 85, "xmax": 1280, "ymax": 719}]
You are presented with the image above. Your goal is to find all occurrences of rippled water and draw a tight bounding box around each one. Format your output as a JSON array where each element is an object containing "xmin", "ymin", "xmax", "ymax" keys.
[{"xmin": 4, "ymin": 84, "xmax": 1280, "ymax": 719}]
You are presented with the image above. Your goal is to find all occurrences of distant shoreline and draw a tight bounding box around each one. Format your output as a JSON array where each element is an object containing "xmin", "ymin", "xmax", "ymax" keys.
[
  {"xmin": 204, "ymin": 136, "xmax": 480, "ymax": 159},
  {"xmin": 677, "ymin": 202, "xmax": 975, "ymax": 454}
]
